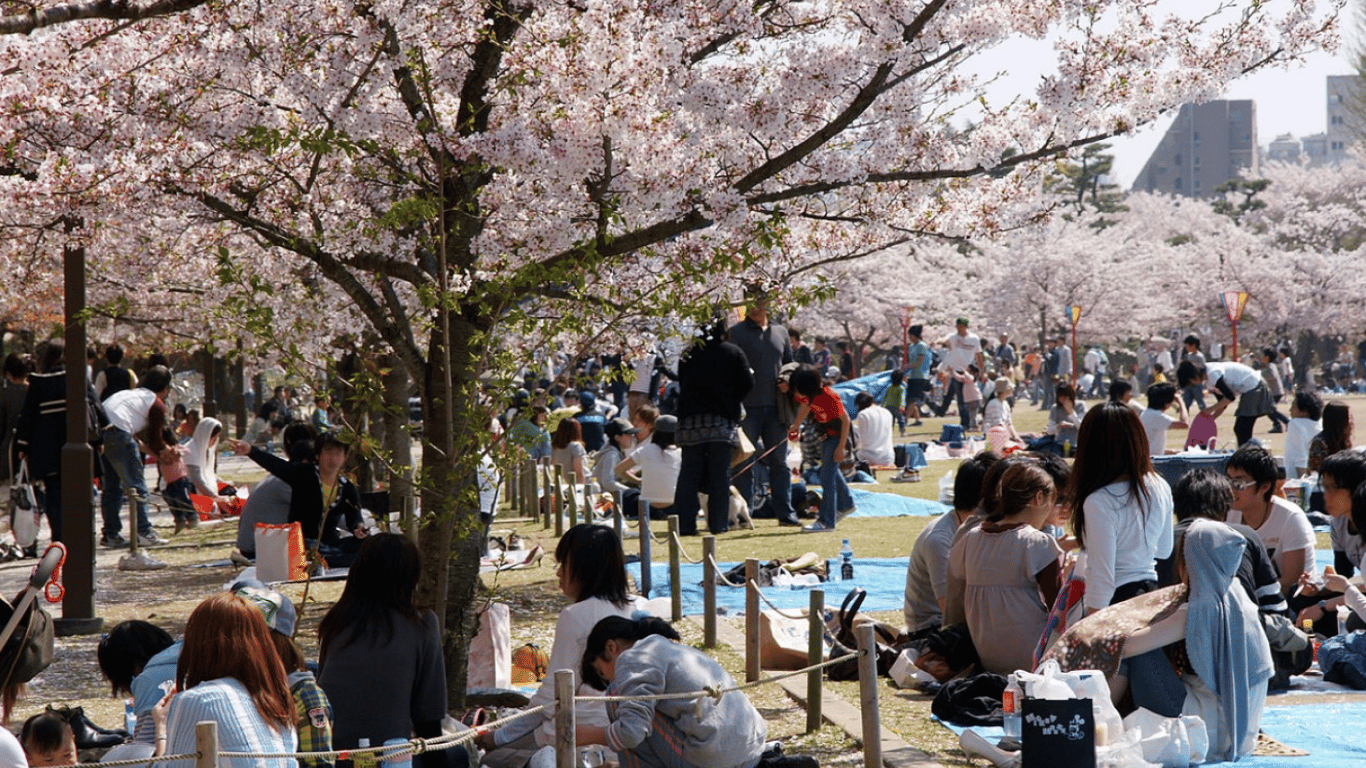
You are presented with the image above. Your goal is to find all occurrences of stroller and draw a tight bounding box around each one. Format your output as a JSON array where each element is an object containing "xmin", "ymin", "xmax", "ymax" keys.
[{"xmin": 0, "ymin": 543, "xmax": 61, "ymax": 691}]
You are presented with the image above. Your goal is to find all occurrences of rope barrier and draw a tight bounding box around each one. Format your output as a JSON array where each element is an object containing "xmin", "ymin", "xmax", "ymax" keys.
[
  {"xmin": 749, "ymin": 579, "xmax": 811, "ymax": 620},
  {"xmin": 42, "ymin": 752, "xmax": 200, "ymax": 768},
  {"xmin": 706, "ymin": 554, "xmax": 744, "ymax": 587},
  {"xmin": 580, "ymin": 651, "xmax": 863, "ymax": 704},
  {"xmin": 669, "ymin": 531, "xmax": 703, "ymax": 564}
]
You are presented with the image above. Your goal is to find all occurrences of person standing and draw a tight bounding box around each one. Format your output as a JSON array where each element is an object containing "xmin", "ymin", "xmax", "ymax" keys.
[
  {"xmin": 99, "ymin": 365, "xmax": 174, "ymax": 547},
  {"xmin": 1179, "ymin": 335, "xmax": 1207, "ymax": 411},
  {"xmin": 934, "ymin": 318, "xmax": 984, "ymax": 419},
  {"xmin": 93, "ymin": 345, "xmax": 136, "ymax": 402},
  {"xmin": 993, "ymin": 334, "xmax": 1016, "ymax": 375},
  {"xmin": 0, "ymin": 354, "xmax": 30, "ymax": 512},
  {"xmin": 904, "ymin": 325, "xmax": 932, "ymax": 425},
  {"xmin": 672, "ymin": 317, "xmax": 757, "ymax": 535},
  {"xmin": 14, "ymin": 341, "xmax": 102, "ymax": 549},
  {"xmin": 727, "ymin": 288, "xmax": 795, "ymax": 525}
]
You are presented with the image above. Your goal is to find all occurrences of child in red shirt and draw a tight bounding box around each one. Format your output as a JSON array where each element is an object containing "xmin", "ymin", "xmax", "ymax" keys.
[{"xmin": 788, "ymin": 367, "xmax": 856, "ymax": 531}]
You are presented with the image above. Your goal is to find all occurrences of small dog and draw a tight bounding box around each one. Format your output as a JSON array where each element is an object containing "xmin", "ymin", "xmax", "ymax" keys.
[{"xmin": 699, "ymin": 486, "xmax": 754, "ymax": 530}]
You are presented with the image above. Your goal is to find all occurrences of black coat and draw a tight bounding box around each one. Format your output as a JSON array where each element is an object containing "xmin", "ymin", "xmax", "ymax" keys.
[{"xmin": 14, "ymin": 370, "xmax": 101, "ymax": 478}]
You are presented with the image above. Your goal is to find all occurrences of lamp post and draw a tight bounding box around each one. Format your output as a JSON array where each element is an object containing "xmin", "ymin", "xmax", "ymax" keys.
[
  {"xmin": 1220, "ymin": 291, "xmax": 1249, "ymax": 361},
  {"xmin": 897, "ymin": 306, "xmax": 914, "ymax": 369},
  {"xmin": 1064, "ymin": 305, "xmax": 1083, "ymax": 385}
]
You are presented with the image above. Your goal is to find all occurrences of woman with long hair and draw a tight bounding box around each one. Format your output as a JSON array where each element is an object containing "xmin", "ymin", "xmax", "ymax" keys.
[
  {"xmin": 1307, "ymin": 400, "xmax": 1353, "ymax": 474},
  {"xmin": 476, "ymin": 524, "xmax": 637, "ymax": 768},
  {"xmin": 550, "ymin": 418, "xmax": 588, "ymax": 485},
  {"xmin": 1069, "ymin": 401, "xmax": 1174, "ymax": 613},
  {"xmin": 153, "ymin": 594, "xmax": 296, "ymax": 768},
  {"xmin": 316, "ymin": 534, "xmax": 447, "ymax": 768},
  {"xmin": 949, "ymin": 460, "xmax": 1062, "ymax": 674}
]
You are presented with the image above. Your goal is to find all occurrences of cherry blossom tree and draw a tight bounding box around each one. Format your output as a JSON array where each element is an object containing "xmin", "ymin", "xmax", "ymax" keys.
[{"xmin": 0, "ymin": 0, "xmax": 1344, "ymax": 697}]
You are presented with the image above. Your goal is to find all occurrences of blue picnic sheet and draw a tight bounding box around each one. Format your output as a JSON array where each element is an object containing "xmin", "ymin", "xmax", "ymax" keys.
[{"xmin": 628, "ymin": 556, "xmax": 908, "ymax": 614}]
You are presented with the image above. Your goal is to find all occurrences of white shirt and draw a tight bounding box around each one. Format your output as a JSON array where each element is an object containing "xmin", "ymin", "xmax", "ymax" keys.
[
  {"xmin": 630, "ymin": 356, "xmax": 654, "ymax": 394},
  {"xmin": 631, "ymin": 443, "xmax": 682, "ymax": 506},
  {"xmin": 941, "ymin": 332, "xmax": 982, "ymax": 372},
  {"xmin": 853, "ymin": 405, "xmax": 894, "ymax": 465},
  {"xmin": 1227, "ymin": 496, "xmax": 1315, "ymax": 577},
  {"xmin": 1283, "ymin": 417, "xmax": 1321, "ymax": 479},
  {"xmin": 1140, "ymin": 407, "xmax": 1178, "ymax": 455},
  {"xmin": 982, "ymin": 398, "xmax": 1012, "ymax": 432},
  {"xmin": 1084, "ymin": 348, "xmax": 1100, "ymax": 373},
  {"xmin": 103, "ymin": 388, "xmax": 159, "ymax": 434},
  {"xmin": 1080, "ymin": 474, "xmax": 1174, "ymax": 611},
  {"xmin": 0, "ymin": 729, "xmax": 23, "ymax": 768},
  {"xmin": 1205, "ymin": 362, "xmax": 1263, "ymax": 395}
]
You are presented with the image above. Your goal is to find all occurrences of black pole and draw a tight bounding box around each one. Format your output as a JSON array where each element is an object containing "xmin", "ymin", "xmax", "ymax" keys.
[
  {"xmin": 202, "ymin": 351, "xmax": 217, "ymax": 418},
  {"xmin": 57, "ymin": 235, "xmax": 102, "ymax": 636}
]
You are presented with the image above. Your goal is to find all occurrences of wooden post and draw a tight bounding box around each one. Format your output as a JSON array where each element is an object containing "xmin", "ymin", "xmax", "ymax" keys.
[
  {"xmin": 857, "ymin": 623, "xmax": 883, "ymax": 768},
  {"xmin": 553, "ymin": 464, "xmax": 564, "ymax": 537},
  {"xmin": 667, "ymin": 515, "xmax": 682, "ymax": 621},
  {"xmin": 566, "ymin": 472, "xmax": 579, "ymax": 528},
  {"xmin": 522, "ymin": 460, "xmax": 535, "ymax": 520},
  {"xmin": 554, "ymin": 669, "xmax": 576, "ymax": 768},
  {"xmin": 639, "ymin": 500, "xmax": 652, "ymax": 597},
  {"xmin": 613, "ymin": 492, "xmax": 624, "ymax": 543},
  {"xmin": 745, "ymin": 557, "xmax": 760, "ymax": 682},
  {"xmin": 807, "ymin": 589, "xmax": 825, "ymax": 733},
  {"xmin": 194, "ymin": 721, "xmax": 219, "ymax": 768},
  {"xmin": 583, "ymin": 480, "xmax": 593, "ymax": 520},
  {"xmin": 541, "ymin": 463, "xmax": 553, "ymax": 529},
  {"xmin": 507, "ymin": 461, "xmax": 518, "ymax": 512},
  {"xmin": 702, "ymin": 535, "xmax": 717, "ymax": 648}
]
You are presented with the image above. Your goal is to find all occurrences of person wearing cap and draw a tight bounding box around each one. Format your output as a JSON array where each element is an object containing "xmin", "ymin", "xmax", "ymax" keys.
[
  {"xmin": 573, "ymin": 391, "xmax": 609, "ymax": 452},
  {"xmin": 593, "ymin": 418, "xmax": 641, "ymax": 516},
  {"xmin": 233, "ymin": 581, "xmax": 334, "ymax": 768},
  {"xmin": 934, "ymin": 318, "xmax": 984, "ymax": 422},
  {"xmin": 823, "ymin": 365, "xmax": 841, "ymax": 383},
  {"xmin": 99, "ymin": 364, "xmax": 175, "ymax": 548},
  {"xmin": 617, "ymin": 415, "xmax": 681, "ymax": 520},
  {"xmin": 727, "ymin": 287, "xmax": 797, "ymax": 527},
  {"xmin": 982, "ymin": 378, "xmax": 1032, "ymax": 453},
  {"xmin": 673, "ymin": 317, "xmax": 756, "ymax": 535}
]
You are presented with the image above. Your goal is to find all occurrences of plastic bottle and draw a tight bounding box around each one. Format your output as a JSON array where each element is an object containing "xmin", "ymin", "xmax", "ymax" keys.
[
  {"xmin": 1002, "ymin": 674, "xmax": 1022, "ymax": 738},
  {"xmin": 840, "ymin": 538, "xmax": 854, "ymax": 581},
  {"xmin": 381, "ymin": 739, "xmax": 410, "ymax": 768},
  {"xmin": 1338, "ymin": 605, "xmax": 1352, "ymax": 637},
  {"xmin": 355, "ymin": 738, "xmax": 377, "ymax": 768},
  {"xmin": 1304, "ymin": 619, "xmax": 1319, "ymax": 664}
]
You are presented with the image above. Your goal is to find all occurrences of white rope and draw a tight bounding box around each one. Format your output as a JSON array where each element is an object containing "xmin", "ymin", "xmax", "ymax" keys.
[
  {"xmin": 219, "ymin": 705, "xmax": 548, "ymax": 760},
  {"xmin": 706, "ymin": 554, "xmax": 744, "ymax": 587},
  {"xmin": 582, "ymin": 651, "xmax": 862, "ymax": 704},
  {"xmin": 749, "ymin": 579, "xmax": 811, "ymax": 621},
  {"xmin": 41, "ymin": 753, "xmax": 199, "ymax": 768},
  {"xmin": 670, "ymin": 531, "xmax": 703, "ymax": 564}
]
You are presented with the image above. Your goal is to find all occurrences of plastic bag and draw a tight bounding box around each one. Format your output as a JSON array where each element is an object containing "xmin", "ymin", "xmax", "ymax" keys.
[
  {"xmin": 1015, "ymin": 659, "xmax": 1124, "ymax": 749},
  {"xmin": 1121, "ymin": 708, "xmax": 1208, "ymax": 768}
]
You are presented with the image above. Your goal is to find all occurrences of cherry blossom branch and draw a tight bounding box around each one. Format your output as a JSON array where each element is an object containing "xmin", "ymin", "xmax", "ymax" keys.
[{"xmin": 0, "ymin": 0, "xmax": 210, "ymax": 35}]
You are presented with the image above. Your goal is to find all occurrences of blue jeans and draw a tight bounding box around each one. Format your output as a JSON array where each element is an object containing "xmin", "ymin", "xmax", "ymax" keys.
[
  {"xmin": 817, "ymin": 434, "xmax": 854, "ymax": 528},
  {"xmin": 734, "ymin": 405, "xmax": 792, "ymax": 520},
  {"xmin": 101, "ymin": 428, "xmax": 154, "ymax": 538}
]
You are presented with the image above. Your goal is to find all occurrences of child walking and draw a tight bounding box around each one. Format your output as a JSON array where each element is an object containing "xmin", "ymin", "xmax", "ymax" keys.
[{"xmin": 788, "ymin": 367, "xmax": 856, "ymax": 532}]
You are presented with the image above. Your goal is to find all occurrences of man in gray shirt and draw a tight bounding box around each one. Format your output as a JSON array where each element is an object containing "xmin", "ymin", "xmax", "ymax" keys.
[
  {"xmin": 728, "ymin": 288, "xmax": 798, "ymax": 526},
  {"xmin": 904, "ymin": 454, "xmax": 994, "ymax": 634}
]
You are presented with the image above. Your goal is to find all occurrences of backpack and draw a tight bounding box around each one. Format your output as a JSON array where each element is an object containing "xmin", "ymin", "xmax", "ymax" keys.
[{"xmin": 511, "ymin": 642, "xmax": 549, "ymax": 684}]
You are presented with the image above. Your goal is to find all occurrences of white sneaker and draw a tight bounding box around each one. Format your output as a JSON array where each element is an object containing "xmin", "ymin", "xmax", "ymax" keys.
[
  {"xmin": 137, "ymin": 531, "xmax": 164, "ymax": 546},
  {"xmin": 801, "ymin": 522, "xmax": 832, "ymax": 533},
  {"xmin": 117, "ymin": 552, "xmax": 168, "ymax": 571}
]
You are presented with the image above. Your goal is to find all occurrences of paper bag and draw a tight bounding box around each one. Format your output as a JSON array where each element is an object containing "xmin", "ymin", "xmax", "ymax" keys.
[
  {"xmin": 254, "ymin": 522, "xmax": 308, "ymax": 582},
  {"xmin": 759, "ymin": 609, "xmax": 812, "ymax": 671},
  {"xmin": 467, "ymin": 602, "xmax": 512, "ymax": 689}
]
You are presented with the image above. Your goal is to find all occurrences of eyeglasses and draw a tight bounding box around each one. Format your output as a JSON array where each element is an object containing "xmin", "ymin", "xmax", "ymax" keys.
[{"xmin": 1227, "ymin": 477, "xmax": 1258, "ymax": 492}]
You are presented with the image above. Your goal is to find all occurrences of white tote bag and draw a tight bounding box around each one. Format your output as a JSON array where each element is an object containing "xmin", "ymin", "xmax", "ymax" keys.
[
  {"xmin": 466, "ymin": 602, "xmax": 512, "ymax": 689},
  {"xmin": 10, "ymin": 461, "xmax": 40, "ymax": 548}
]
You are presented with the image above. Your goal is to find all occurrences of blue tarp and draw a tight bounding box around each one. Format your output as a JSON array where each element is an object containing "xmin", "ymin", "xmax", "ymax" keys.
[
  {"xmin": 628, "ymin": 556, "xmax": 908, "ymax": 615},
  {"xmin": 846, "ymin": 488, "xmax": 949, "ymax": 517}
]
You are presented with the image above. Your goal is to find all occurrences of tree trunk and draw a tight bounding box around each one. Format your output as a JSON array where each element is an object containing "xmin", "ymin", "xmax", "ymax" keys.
[{"xmin": 381, "ymin": 354, "xmax": 414, "ymax": 527}]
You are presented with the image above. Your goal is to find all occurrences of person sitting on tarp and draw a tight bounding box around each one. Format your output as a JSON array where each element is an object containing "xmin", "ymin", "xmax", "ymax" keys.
[{"xmin": 1043, "ymin": 519, "xmax": 1273, "ymax": 763}]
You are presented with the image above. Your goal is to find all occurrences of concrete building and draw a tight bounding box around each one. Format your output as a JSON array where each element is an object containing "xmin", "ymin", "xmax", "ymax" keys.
[
  {"xmin": 1326, "ymin": 74, "xmax": 1365, "ymax": 163},
  {"xmin": 1131, "ymin": 100, "xmax": 1258, "ymax": 197},
  {"xmin": 1265, "ymin": 133, "xmax": 1301, "ymax": 163}
]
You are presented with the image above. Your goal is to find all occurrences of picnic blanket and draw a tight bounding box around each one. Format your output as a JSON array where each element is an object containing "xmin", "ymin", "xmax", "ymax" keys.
[{"xmin": 628, "ymin": 556, "xmax": 909, "ymax": 614}]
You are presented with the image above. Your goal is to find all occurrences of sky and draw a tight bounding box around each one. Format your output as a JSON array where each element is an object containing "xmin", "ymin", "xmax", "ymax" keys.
[{"xmin": 968, "ymin": 0, "xmax": 1360, "ymax": 188}]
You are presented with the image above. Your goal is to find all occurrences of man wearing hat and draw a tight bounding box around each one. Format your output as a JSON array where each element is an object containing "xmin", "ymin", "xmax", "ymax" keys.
[
  {"xmin": 573, "ymin": 390, "xmax": 608, "ymax": 451},
  {"xmin": 727, "ymin": 287, "xmax": 799, "ymax": 526},
  {"xmin": 933, "ymin": 318, "xmax": 984, "ymax": 421}
]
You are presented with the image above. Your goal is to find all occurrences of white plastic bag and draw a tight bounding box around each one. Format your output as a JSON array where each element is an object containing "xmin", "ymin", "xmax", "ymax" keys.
[
  {"xmin": 1121, "ymin": 708, "xmax": 1208, "ymax": 768},
  {"xmin": 889, "ymin": 649, "xmax": 937, "ymax": 689},
  {"xmin": 1015, "ymin": 659, "xmax": 1124, "ymax": 749}
]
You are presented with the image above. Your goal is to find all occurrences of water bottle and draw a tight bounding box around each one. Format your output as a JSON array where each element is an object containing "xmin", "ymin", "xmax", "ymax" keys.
[
  {"xmin": 840, "ymin": 539, "xmax": 854, "ymax": 581},
  {"xmin": 355, "ymin": 738, "xmax": 377, "ymax": 768},
  {"xmin": 124, "ymin": 700, "xmax": 136, "ymax": 735},
  {"xmin": 1002, "ymin": 674, "xmax": 1022, "ymax": 738},
  {"xmin": 381, "ymin": 739, "xmax": 410, "ymax": 768}
]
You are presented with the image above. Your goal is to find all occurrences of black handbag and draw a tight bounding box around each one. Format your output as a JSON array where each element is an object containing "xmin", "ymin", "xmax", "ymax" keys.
[{"xmin": 824, "ymin": 588, "xmax": 903, "ymax": 680}]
